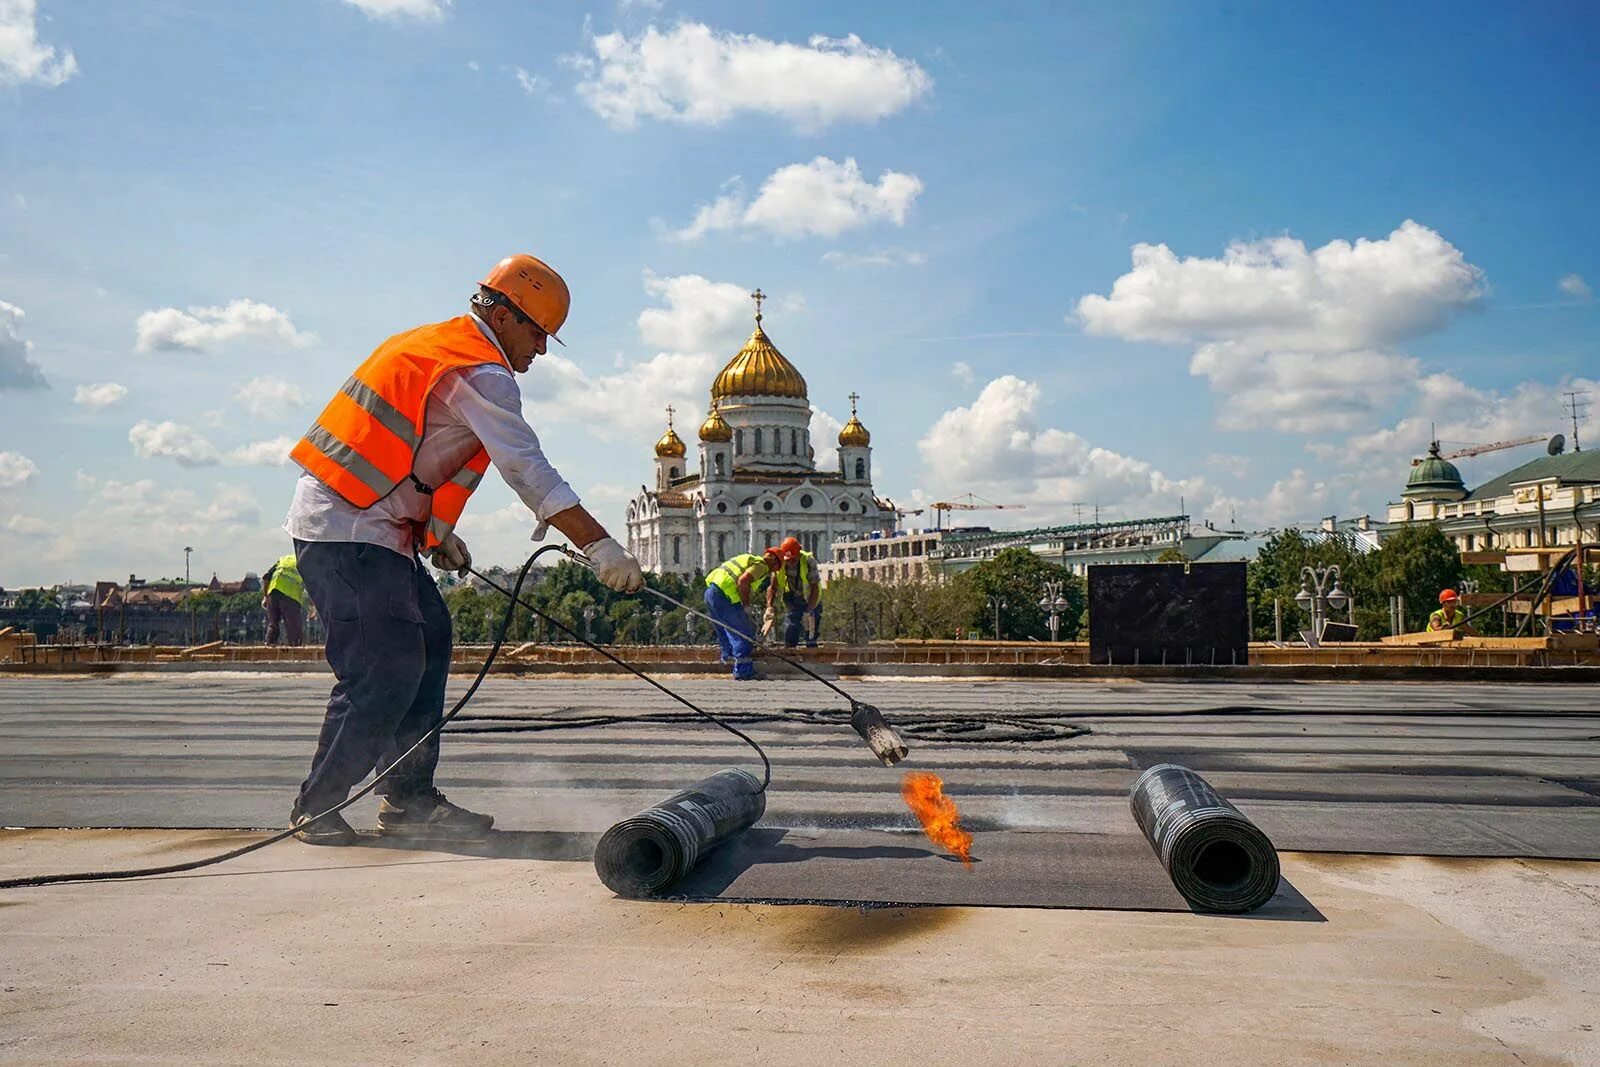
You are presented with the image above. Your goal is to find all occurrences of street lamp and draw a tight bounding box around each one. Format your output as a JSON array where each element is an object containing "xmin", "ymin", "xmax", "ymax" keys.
[
  {"xmin": 1037, "ymin": 580, "xmax": 1071, "ymax": 642},
  {"xmin": 582, "ymin": 605, "xmax": 597, "ymax": 644},
  {"xmin": 1296, "ymin": 564, "xmax": 1348, "ymax": 647},
  {"xmin": 986, "ymin": 595, "xmax": 1007, "ymax": 641},
  {"xmin": 652, "ymin": 606, "xmax": 664, "ymax": 645}
]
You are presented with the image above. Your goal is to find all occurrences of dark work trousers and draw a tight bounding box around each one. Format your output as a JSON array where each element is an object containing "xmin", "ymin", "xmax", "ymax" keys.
[
  {"xmin": 292, "ymin": 539, "xmax": 453, "ymax": 813},
  {"xmin": 783, "ymin": 594, "xmax": 823, "ymax": 648},
  {"xmin": 264, "ymin": 590, "xmax": 305, "ymax": 646}
]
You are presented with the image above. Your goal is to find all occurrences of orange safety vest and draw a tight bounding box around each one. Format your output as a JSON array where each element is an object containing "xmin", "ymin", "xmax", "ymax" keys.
[{"xmin": 290, "ymin": 316, "xmax": 502, "ymax": 551}]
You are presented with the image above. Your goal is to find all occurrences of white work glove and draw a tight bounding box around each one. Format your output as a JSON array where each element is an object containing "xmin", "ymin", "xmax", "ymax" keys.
[
  {"xmin": 429, "ymin": 532, "xmax": 472, "ymax": 578},
  {"xmin": 585, "ymin": 537, "xmax": 644, "ymax": 593}
]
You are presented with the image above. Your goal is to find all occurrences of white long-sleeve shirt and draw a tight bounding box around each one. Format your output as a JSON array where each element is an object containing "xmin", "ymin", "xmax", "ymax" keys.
[{"xmin": 285, "ymin": 314, "xmax": 580, "ymax": 558}]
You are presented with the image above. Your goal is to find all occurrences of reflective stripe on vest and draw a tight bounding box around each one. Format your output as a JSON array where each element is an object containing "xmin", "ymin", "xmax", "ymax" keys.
[
  {"xmin": 422, "ymin": 449, "xmax": 491, "ymax": 551},
  {"xmin": 777, "ymin": 550, "xmax": 816, "ymax": 596},
  {"xmin": 289, "ymin": 316, "xmax": 506, "ymax": 550},
  {"xmin": 707, "ymin": 553, "xmax": 769, "ymax": 603},
  {"xmin": 1428, "ymin": 608, "xmax": 1460, "ymax": 631},
  {"xmin": 265, "ymin": 553, "xmax": 305, "ymax": 604}
]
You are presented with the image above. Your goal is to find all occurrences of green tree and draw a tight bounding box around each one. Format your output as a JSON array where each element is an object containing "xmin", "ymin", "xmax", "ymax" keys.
[
  {"xmin": 1245, "ymin": 531, "xmax": 1361, "ymax": 640},
  {"xmin": 954, "ymin": 548, "xmax": 1085, "ymax": 641},
  {"xmin": 1348, "ymin": 523, "xmax": 1462, "ymax": 634}
]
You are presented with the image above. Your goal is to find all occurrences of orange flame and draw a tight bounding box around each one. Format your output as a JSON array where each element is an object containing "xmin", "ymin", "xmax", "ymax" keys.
[{"xmin": 901, "ymin": 771, "xmax": 973, "ymax": 867}]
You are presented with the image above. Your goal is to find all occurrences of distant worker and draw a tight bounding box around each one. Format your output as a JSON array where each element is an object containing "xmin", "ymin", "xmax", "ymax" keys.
[
  {"xmin": 705, "ymin": 547, "xmax": 786, "ymax": 680},
  {"xmin": 283, "ymin": 254, "xmax": 644, "ymax": 846},
  {"xmin": 1428, "ymin": 589, "xmax": 1476, "ymax": 634},
  {"xmin": 260, "ymin": 552, "xmax": 308, "ymax": 646},
  {"xmin": 775, "ymin": 536, "xmax": 822, "ymax": 648}
]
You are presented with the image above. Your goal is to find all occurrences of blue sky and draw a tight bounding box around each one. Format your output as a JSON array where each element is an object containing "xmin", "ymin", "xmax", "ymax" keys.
[{"xmin": 1, "ymin": 0, "xmax": 1596, "ymax": 585}]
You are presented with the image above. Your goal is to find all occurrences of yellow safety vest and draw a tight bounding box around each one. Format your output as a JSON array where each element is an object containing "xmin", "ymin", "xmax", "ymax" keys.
[
  {"xmin": 777, "ymin": 551, "xmax": 817, "ymax": 597},
  {"xmin": 265, "ymin": 554, "xmax": 306, "ymax": 604},
  {"xmin": 707, "ymin": 554, "xmax": 771, "ymax": 604},
  {"xmin": 1427, "ymin": 607, "xmax": 1462, "ymax": 631}
]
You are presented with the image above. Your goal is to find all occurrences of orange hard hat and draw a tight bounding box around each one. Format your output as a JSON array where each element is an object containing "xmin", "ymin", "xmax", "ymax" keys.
[
  {"xmin": 779, "ymin": 537, "xmax": 802, "ymax": 560},
  {"xmin": 1439, "ymin": 588, "xmax": 1459, "ymax": 604},
  {"xmin": 481, "ymin": 254, "xmax": 570, "ymax": 345}
]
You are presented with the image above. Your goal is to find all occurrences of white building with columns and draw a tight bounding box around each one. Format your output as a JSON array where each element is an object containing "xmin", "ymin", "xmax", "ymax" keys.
[{"xmin": 626, "ymin": 292, "xmax": 891, "ymax": 576}]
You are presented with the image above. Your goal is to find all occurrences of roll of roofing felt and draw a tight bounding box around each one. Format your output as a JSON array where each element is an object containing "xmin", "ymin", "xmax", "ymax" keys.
[
  {"xmin": 1129, "ymin": 763, "xmax": 1280, "ymax": 913},
  {"xmin": 594, "ymin": 769, "xmax": 766, "ymax": 898}
]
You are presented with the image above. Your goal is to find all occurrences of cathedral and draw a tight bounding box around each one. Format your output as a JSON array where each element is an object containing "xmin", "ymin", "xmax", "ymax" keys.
[{"xmin": 625, "ymin": 290, "xmax": 890, "ymax": 576}]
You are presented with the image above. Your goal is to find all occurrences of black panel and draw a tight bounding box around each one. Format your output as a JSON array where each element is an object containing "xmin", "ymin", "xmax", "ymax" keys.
[{"xmin": 1088, "ymin": 562, "xmax": 1249, "ymax": 666}]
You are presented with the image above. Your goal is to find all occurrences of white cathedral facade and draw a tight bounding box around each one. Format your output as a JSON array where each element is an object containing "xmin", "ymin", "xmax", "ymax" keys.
[{"xmin": 626, "ymin": 292, "xmax": 891, "ymax": 576}]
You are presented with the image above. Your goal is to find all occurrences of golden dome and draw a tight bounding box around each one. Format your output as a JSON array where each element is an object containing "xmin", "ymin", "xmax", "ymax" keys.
[
  {"xmin": 699, "ymin": 402, "xmax": 732, "ymax": 443},
  {"xmin": 653, "ymin": 406, "xmax": 687, "ymax": 458},
  {"xmin": 837, "ymin": 391, "xmax": 870, "ymax": 447},
  {"xmin": 710, "ymin": 292, "xmax": 808, "ymax": 401}
]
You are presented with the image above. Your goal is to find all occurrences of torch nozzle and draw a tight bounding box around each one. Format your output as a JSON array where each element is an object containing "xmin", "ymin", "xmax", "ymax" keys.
[{"xmin": 850, "ymin": 702, "xmax": 910, "ymax": 767}]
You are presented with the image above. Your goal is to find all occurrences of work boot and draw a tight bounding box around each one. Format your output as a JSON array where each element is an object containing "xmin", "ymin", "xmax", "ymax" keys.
[
  {"xmin": 377, "ymin": 789, "xmax": 494, "ymax": 839},
  {"xmin": 290, "ymin": 800, "xmax": 358, "ymax": 846}
]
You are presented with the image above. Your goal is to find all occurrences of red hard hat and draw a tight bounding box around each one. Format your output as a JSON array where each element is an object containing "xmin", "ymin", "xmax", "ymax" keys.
[
  {"xmin": 1439, "ymin": 589, "xmax": 1459, "ymax": 604},
  {"xmin": 779, "ymin": 537, "xmax": 802, "ymax": 560}
]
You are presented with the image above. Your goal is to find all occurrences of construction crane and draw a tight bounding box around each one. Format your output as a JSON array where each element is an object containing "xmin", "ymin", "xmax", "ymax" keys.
[
  {"xmin": 1411, "ymin": 434, "xmax": 1558, "ymax": 466},
  {"xmin": 927, "ymin": 494, "xmax": 1027, "ymax": 531}
]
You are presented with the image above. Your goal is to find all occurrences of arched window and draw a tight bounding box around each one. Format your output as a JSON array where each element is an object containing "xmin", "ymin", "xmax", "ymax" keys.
[
  {"xmin": 790, "ymin": 428, "xmax": 798, "ymax": 454},
  {"xmin": 673, "ymin": 536, "xmax": 682, "ymax": 564},
  {"xmin": 854, "ymin": 458, "xmax": 866, "ymax": 480},
  {"xmin": 735, "ymin": 429, "xmax": 744, "ymax": 455},
  {"xmin": 717, "ymin": 533, "xmax": 728, "ymax": 560},
  {"xmin": 755, "ymin": 428, "xmax": 764, "ymax": 454},
  {"xmin": 714, "ymin": 453, "xmax": 725, "ymax": 476},
  {"xmin": 669, "ymin": 465, "xmax": 679, "ymax": 479}
]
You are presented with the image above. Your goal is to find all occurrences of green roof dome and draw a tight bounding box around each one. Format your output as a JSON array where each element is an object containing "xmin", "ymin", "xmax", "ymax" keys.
[{"xmin": 1403, "ymin": 442, "xmax": 1466, "ymax": 500}]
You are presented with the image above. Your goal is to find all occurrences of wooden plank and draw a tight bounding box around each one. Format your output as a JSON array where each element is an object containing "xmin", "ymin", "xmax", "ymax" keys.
[
  {"xmin": 1505, "ymin": 596, "xmax": 1588, "ymax": 615},
  {"xmin": 1380, "ymin": 629, "xmax": 1461, "ymax": 646},
  {"xmin": 1460, "ymin": 551, "xmax": 1506, "ymax": 565}
]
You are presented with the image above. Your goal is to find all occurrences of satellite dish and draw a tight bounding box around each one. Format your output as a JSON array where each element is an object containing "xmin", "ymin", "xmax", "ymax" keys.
[{"xmin": 1548, "ymin": 434, "xmax": 1566, "ymax": 456}]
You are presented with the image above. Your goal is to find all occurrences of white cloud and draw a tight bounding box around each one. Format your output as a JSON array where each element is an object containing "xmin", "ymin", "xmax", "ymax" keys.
[
  {"xmin": 810, "ymin": 408, "xmax": 843, "ymax": 473},
  {"xmin": 572, "ymin": 22, "xmax": 932, "ymax": 131},
  {"xmin": 340, "ymin": 0, "xmax": 449, "ymax": 20},
  {"xmin": 525, "ymin": 271, "xmax": 761, "ymax": 442},
  {"xmin": 513, "ymin": 66, "xmax": 548, "ymax": 95},
  {"xmin": 674, "ymin": 157, "xmax": 923, "ymax": 240},
  {"xmin": 0, "ymin": 0, "xmax": 78, "ymax": 87},
  {"xmin": 4, "ymin": 513, "xmax": 50, "ymax": 538},
  {"xmin": 234, "ymin": 375, "xmax": 306, "ymax": 418},
  {"xmin": 1336, "ymin": 373, "xmax": 1600, "ymax": 467},
  {"xmin": 73, "ymin": 382, "xmax": 128, "ymax": 408},
  {"xmin": 1192, "ymin": 343, "xmax": 1420, "ymax": 433},
  {"xmin": 227, "ymin": 437, "xmax": 297, "ymax": 467},
  {"xmin": 0, "ymin": 476, "xmax": 281, "ymax": 585},
  {"xmin": 129, "ymin": 420, "xmax": 222, "ymax": 467},
  {"xmin": 135, "ymin": 299, "xmax": 315, "ymax": 353},
  {"xmin": 635, "ymin": 270, "xmax": 752, "ymax": 352},
  {"xmin": 917, "ymin": 376, "xmax": 1209, "ymax": 522},
  {"xmin": 0, "ymin": 299, "xmax": 48, "ymax": 391},
  {"xmin": 950, "ymin": 361, "xmax": 975, "ymax": 386},
  {"xmin": 821, "ymin": 247, "xmax": 926, "ymax": 269},
  {"xmin": 1076, "ymin": 221, "xmax": 1485, "ymax": 432},
  {"xmin": 0, "ymin": 450, "xmax": 39, "ymax": 488},
  {"xmin": 1245, "ymin": 469, "xmax": 1334, "ymax": 526},
  {"xmin": 1560, "ymin": 273, "xmax": 1592, "ymax": 301}
]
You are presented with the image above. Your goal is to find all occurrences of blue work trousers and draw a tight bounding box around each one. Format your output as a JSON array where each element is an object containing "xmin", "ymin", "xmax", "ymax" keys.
[
  {"xmin": 783, "ymin": 593, "xmax": 822, "ymax": 648},
  {"xmin": 293, "ymin": 539, "xmax": 453, "ymax": 812},
  {"xmin": 705, "ymin": 585, "xmax": 756, "ymax": 679}
]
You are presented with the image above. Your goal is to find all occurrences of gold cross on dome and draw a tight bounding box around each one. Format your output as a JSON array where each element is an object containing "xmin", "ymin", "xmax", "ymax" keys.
[
  {"xmin": 665, "ymin": 404, "xmax": 675, "ymax": 428},
  {"xmin": 848, "ymin": 391, "xmax": 860, "ymax": 416},
  {"xmin": 751, "ymin": 288, "xmax": 765, "ymax": 322}
]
